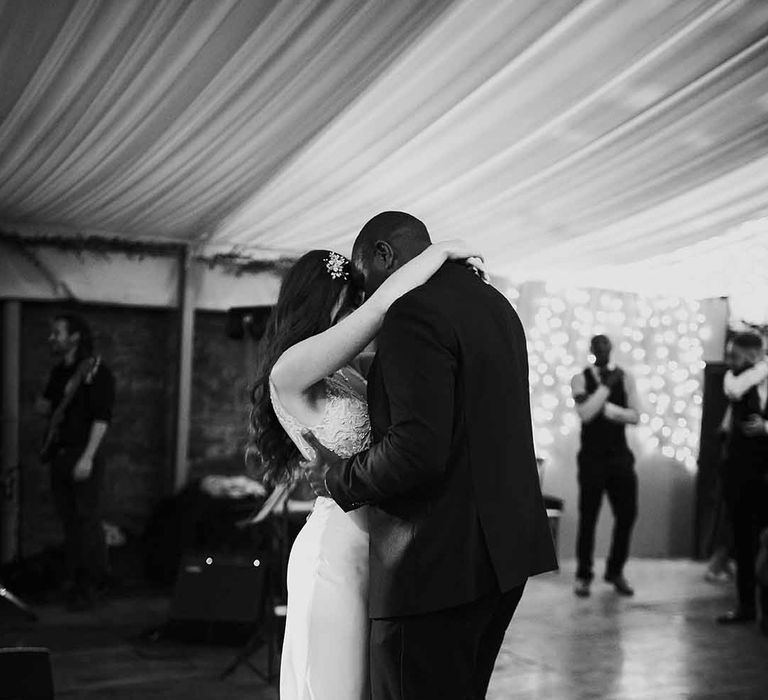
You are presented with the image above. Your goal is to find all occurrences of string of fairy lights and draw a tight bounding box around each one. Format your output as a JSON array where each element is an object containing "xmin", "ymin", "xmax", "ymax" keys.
[{"xmin": 509, "ymin": 282, "xmax": 710, "ymax": 473}]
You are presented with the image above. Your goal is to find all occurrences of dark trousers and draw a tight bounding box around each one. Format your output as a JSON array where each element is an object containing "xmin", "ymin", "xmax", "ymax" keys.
[
  {"xmin": 575, "ymin": 451, "xmax": 637, "ymax": 581},
  {"xmin": 369, "ymin": 583, "xmax": 525, "ymax": 700},
  {"xmin": 50, "ymin": 447, "xmax": 107, "ymax": 592},
  {"xmin": 724, "ymin": 474, "xmax": 768, "ymax": 613}
]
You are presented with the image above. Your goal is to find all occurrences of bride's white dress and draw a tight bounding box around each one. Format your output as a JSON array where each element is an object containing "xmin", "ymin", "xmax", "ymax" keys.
[{"xmin": 270, "ymin": 367, "xmax": 371, "ymax": 700}]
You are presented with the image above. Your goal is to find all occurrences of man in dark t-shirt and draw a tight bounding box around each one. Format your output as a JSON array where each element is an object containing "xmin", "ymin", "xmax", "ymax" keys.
[{"xmin": 37, "ymin": 313, "xmax": 115, "ymax": 608}]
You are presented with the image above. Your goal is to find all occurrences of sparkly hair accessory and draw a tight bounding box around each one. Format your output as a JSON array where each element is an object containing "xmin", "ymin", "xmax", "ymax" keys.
[{"xmin": 325, "ymin": 252, "xmax": 350, "ymax": 280}]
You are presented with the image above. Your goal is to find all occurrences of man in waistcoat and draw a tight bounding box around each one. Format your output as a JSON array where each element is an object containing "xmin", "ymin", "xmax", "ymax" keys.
[
  {"xmin": 717, "ymin": 331, "xmax": 768, "ymax": 634},
  {"xmin": 571, "ymin": 334, "xmax": 640, "ymax": 597}
]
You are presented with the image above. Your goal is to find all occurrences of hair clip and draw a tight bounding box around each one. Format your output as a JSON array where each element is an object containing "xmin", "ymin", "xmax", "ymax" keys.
[{"xmin": 325, "ymin": 252, "xmax": 350, "ymax": 281}]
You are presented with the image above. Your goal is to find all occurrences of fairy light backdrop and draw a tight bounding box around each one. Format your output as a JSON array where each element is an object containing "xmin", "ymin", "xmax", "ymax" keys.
[
  {"xmin": 500, "ymin": 280, "xmax": 729, "ymax": 560},
  {"xmin": 508, "ymin": 281, "xmax": 712, "ymax": 474}
]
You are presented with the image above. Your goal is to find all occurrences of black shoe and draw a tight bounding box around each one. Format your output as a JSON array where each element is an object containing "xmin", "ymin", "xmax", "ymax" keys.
[
  {"xmin": 574, "ymin": 578, "xmax": 591, "ymax": 597},
  {"xmin": 716, "ymin": 608, "xmax": 756, "ymax": 624},
  {"xmin": 604, "ymin": 574, "xmax": 634, "ymax": 596}
]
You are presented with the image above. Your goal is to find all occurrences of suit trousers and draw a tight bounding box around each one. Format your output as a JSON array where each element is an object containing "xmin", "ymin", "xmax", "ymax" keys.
[
  {"xmin": 50, "ymin": 446, "xmax": 108, "ymax": 592},
  {"xmin": 575, "ymin": 451, "xmax": 637, "ymax": 582},
  {"xmin": 369, "ymin": 583, "xmax": 526, "ymax": 700},
  {"xmin": 723, "ymin": 472, "xmax": 768, "ymax": 613}
]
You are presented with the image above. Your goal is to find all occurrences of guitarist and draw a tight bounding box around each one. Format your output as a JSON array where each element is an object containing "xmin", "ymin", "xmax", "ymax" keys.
[{"xmin": 36, "ymin": 313, "xmax": 115, "ymax": 609}]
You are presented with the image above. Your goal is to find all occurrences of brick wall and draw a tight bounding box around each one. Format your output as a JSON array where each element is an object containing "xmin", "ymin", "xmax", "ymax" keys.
[
  {"xmin": 15, "ymin": 302, "xmax": 258, "ymax": 555},
  {"xmin": 188, "ymin": 311, "xmax": 257, "ymax": 481}
]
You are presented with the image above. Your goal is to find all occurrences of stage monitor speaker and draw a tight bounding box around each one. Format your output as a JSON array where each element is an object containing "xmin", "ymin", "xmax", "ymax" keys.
[
  {"xmin": 226, "ymin": 306, "xmax": 272, "ymax": 341},
  {"xmin": 0, "ymin": 647, "xmax": 54, "ymax": 700},
  {"xmin": 169, "ymin": 552, "xmax": 268, "ymax": 625}
]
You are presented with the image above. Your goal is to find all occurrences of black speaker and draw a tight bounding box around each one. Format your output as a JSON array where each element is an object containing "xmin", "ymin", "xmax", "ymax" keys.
[
  {"xmin": 0, "ymin": 647, "xmax": 53, "ymax": 700},
  {"xmin": 693, "ymin": 362, "xmax": 729, "ymax": 559},
  {"xmin": 225, "ymin": 306, "xmax": 272, "ymax": 340},
  {"xmin": 169, "ymin": 552, "xmax": 268, "ymax": 625}
]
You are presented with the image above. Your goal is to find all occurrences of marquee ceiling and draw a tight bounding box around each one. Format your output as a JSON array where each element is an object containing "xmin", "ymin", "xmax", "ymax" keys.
[{"xmin": 2, "ymin": 0, "xmax": 768, "ymax": 294}]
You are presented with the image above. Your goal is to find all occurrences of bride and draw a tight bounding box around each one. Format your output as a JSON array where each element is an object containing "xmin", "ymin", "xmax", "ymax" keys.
[{"xmin": 249, "ymin": 241, "xmax": 483, "ymax": 699}]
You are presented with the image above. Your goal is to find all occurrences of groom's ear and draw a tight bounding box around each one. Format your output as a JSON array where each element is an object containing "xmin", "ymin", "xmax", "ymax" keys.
[{"xmin": 373, "ymin": 240, "xmax": 396, "ymax": 271}]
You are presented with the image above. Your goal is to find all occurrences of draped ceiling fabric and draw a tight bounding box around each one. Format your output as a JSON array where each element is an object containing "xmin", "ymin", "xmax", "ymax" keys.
[{"xmin": 2, "ymin": 0, "xmax": 768, "ymax": 304}]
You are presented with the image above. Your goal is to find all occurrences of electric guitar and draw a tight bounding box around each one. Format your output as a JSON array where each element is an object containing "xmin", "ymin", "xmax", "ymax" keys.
[{"xmin": 40, "ymin": 356, "xmax": 101, "ymax": 463}]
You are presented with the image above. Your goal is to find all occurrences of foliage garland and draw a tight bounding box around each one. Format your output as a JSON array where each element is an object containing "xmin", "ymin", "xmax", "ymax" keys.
[{"xmin": 0, "ymin": 229, "xmax": 296, "ymax": 275}]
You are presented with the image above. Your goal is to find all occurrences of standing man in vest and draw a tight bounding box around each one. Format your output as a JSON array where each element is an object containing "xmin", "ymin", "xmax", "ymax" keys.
[
  {"xmin": 571, "ymin": 334, "xmax": 640, "ymax": 597},
  {"xmin": 37, "ymin": 313, "xmax": 115, "ymax": 610},
  {"xmin": 717, "ymin": 331, "xmax": 768, "ymax": 633}
]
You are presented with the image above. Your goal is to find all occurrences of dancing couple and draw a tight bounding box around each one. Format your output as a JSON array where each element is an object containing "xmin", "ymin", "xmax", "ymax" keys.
[{"xmin": 250, "ymin": 211, "xmax": 557, "ymax": 699}]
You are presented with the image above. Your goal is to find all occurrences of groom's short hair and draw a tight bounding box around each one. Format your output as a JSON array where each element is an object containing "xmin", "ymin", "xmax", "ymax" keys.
[
  {"xmin": 353, "ymin": 211, "xmax": 431, "ymax": 269},
  {"xmin": 732, "ymin": 331, "xmax": 763, "ymax": 351}
]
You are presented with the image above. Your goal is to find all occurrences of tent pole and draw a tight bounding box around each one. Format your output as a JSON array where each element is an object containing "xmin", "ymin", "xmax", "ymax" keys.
[
  {"xmin": 173, "ymin": 247, "xmax": 196, "ymax": 492},
  {"xmin": 1, "ymin": 300, "xmax": 21, "ymax": 563}
]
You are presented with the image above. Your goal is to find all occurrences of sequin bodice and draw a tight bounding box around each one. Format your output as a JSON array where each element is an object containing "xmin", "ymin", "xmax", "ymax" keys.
[{"xmin": 270, "ymin": 367, "xmax": 371, "ymax": 462}]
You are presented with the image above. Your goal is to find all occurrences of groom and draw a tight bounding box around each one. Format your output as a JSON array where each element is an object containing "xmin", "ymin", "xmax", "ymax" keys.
[{"xmin": 304, "ymin": 211, "xmax": 557, "ymax": 699}]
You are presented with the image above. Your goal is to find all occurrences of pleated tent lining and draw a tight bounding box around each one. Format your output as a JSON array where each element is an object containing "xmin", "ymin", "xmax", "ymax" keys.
[{"xmin": 1, "ymin": 0, "xmax": 768, "ymax": 298}]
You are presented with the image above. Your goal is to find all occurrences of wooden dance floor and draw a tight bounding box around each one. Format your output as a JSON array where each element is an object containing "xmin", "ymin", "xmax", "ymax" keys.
[{"xmin": 1, "ymin": 559, "xmax": 767, "ymax": 699}]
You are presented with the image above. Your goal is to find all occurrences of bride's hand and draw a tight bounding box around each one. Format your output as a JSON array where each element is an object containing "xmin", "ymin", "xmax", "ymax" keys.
[{"xmin": 466, "ymin": 256, "xmax": 489, "ymax": 284}]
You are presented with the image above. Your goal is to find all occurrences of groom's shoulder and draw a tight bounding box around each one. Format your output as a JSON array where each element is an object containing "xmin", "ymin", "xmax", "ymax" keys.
[
  {"xmin": 386, "ymin": 272, "xmax": 516, "ymax": 329},
  {"xmin": 380, "ymin": 286, "xmax": 455, "ymax": 341},
  {"xmin": 385, "ymin": 284, "xmax": 444, "ymax": 322}
]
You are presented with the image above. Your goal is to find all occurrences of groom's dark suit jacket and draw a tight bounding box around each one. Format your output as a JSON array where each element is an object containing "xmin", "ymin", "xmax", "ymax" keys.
[{"xmin": 326, "ymin": 262, "xmax": 558, "ymax": 618}]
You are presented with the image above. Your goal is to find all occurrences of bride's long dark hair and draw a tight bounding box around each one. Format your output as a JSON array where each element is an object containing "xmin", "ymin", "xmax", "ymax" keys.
[{"xmin": 248, "ymin": 250, "xmax": 353, "ymax": 484}]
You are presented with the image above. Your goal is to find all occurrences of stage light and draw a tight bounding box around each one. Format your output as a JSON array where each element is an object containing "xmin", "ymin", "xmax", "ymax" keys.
[
  {"xmin": 205, "ymin": 557, "xmax": 213, "ymax": 565},
  {"xmin": 253, "ymin": 559, "xmax": 261, "ymax": 567}
]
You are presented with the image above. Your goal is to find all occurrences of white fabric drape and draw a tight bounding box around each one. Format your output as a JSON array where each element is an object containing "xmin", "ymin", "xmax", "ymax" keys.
[
  {"xmin": 2, "ymin": 0, "xmax": 768, "ymax": 300},
  {"xmin": 0, "ymin": 0, "xmax": 452, "ymax": 240}
]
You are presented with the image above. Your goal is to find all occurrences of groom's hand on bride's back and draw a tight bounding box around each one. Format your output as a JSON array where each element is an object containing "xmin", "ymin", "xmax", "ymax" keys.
[{"xmin": 301, "ymin": 431, "xmax": 343, "ymax": 498}]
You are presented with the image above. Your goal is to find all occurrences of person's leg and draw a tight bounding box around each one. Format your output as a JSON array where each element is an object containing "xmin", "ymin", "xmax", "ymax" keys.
[
  {"xmin": 758, "ymin": 490, "xmax": 768, "ymax": 633},
  {"xmin": 705, "ymin": 475, "xmax": 735, "ymax": 578},
  {"xmin": 472, "ymin": 583, "xmax": 526, "ymax": 699},
  {"xmin": 726, "ymin": 484, "xmax": 757, "ymax": 615},
  {"xmin": 370, "ymin": 592, "xmax": 505, "ymax": 700},
  {"xmin": 575, "ymin": 459, "xmax": 604, "ymax": 582},
  {"xmin": 50, "ymin": 449, "xmax": 79, "ymax": 589},
  {"xmin": 716, "ymin": 468, "xmax": 759, "ymax": 622},
  {"xmin": 604, "ymin": 456, "xmax": 638, "ymax": 580},
  {"xmin": 72, "ymin": 454, "xmax": 107, "ymax": 594}
]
